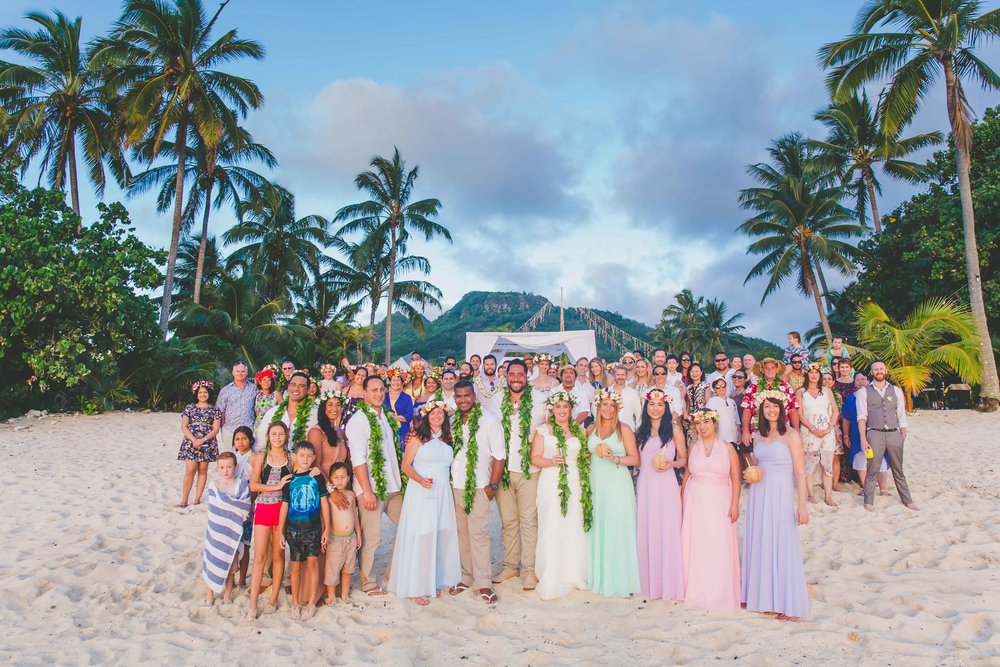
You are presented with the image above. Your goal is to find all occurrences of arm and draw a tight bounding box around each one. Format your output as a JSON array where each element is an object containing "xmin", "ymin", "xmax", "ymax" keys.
[
  {"xmin": 530, "ymin": 429, "xmax": 559, "ymax": 468},
  {"xmin": 672, "ymin": 423, "xmax": 688, "ymax": 469},
  {"xmin": 277, "ymin": 502, "xmax": 289, "ymax": 549},
  {"xmin": 827, "ymin": 394, "xmax": 840, "ymax": 435},
  {"xmin": 353, "ymin": 494, "xmax": 363, "ymax": 547},
  {"xmin": 347, "ymin": 416, "xmax": 377, "ymax": 510},
  {"xmin": 740, "ymin": 407, "xmax": 752, "ymax": 445},
  {"xmin": 617, "ymin": 425, "xmax": 640, "ymax": 467},
  {"xmin": 855, "ymin": 389, "xmax": 872, "ymax": 453},
  {"xmin": 727, "ymin": 445, "xmax": 741, "ymax": 523},
  {"xmin": 401, "ymin": 439, "xmax": 431, "ymax": 489},
  {"xmin": 786, "ymin": 430, "xmax": 809, "ymax": 525},
  {"xmin": 896, "ymin": 387, "xmax": 908, "ymax": 438},
  {"xmin": 216, "ymin": 389, "xmax": 228, "ymax": 428},
  {"xmin": 207, "ymin": 416, "xmax": 222, "ymax": 441},
  {"xmin": 485, "ymin": 417, "xmax": 506, "ymax": 500},
  {"xmin": 796, "ymin": 390, "xmax": 818, "ymax": 434},
  {"xmin": 320, "ymin": 491, "xmax": 331, "ymax": 551},
  {"xmin": 353, "ymin": 463, "xmax": 376, "ymax": 511},
  {"xmin": 308, "ymin": 426, "xmax": 326, "ymax": 477},
  {"xmin": 181, "ymin": 413, "xmax": 198, "ymax": 445},
  {"xmin": 486, "ymin": 457, "xmax": 505, "ymax": 500}
]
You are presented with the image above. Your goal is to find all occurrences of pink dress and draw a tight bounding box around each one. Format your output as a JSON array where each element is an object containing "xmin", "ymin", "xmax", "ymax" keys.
[{"xmin": 681, "ymin": 437, "xmax": 741, "ymax": 613}]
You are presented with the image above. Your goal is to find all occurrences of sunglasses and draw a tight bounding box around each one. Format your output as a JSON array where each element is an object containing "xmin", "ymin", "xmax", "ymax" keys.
[
  {"xmin": 733, "ymin": 374, "xmax": 747, "ymax": 379},
  {"xmin": 681, "ymin": 358, "xmax": 691, "ymax": 362},
  {"xmin": 714, "ymin": 358, "xmax": 727, "ymax": 363},
  {"xmin": 792, "ymin": 361, "xmax": 802, "ymax": 365},
  {"xmin": 624, "ymin": 359, "xmax": 635, "ymax": 364}
]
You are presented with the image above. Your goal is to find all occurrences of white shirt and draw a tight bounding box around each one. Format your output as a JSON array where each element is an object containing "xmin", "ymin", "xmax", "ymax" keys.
[
  {"xmin": 475, "ymin": 373, "xmax": 506, "ymax": 417},
  {"xmin": 346, "ymin": 406, "xmax": 402, "ymax": 495},
  {"xmin": 528, "ymin": 367, "xmax": 540, "ymax": 381},
  {"xmin": 565, "ymin": 383, "xmax": 593, "ymax": 419},
  {"xmin": 502, "ymin": 391, "xmax": 548, "ymax": 475},
  {"xmin": 439, "ymin": 389, "xmax": 457, "ymax": 412},
  {"xmin": 706, "ymin": 369, "xmax": 735, "ymax": 396},
  {"xmin": 706, "ymin": 395, "xmax": 739, "ymax": 444},
  {"xmin": 608, "ymin": 384, "xmax": 642, "ymax": 430},
  {"xmin": 854, "ymin": 382, "xmax": 908, "ymax": 429},
  {"xmin": 254, "ymin": 402, "xmax": 318, "ymax": 453},
  {"xmin": 451, "ymin": 410, "xmax": 506, "ymax": 489}
]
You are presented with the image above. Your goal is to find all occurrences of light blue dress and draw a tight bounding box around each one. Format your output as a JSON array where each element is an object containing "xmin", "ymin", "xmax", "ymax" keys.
[
  {"xmin": 587, "ymin": 430, "xmax": 641, "ymax": 597},
  {"xmin": 388, "ymin": 436, "xmax": 461, "ymax": 598},
  {"xmin": 741, "ymin": 436, "xmax": 810, "ymax": 617}
]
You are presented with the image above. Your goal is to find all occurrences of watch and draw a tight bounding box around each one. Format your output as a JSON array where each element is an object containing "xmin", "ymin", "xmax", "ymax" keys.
[{"xmin": 488, "ymin": 482, "xmax": 499, "ymax": 491}]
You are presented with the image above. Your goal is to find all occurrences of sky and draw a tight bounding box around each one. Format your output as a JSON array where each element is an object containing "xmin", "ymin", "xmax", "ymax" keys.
[{"xmin": 4, "ymin": 0, "xmax": 1000, "ymax": 345}]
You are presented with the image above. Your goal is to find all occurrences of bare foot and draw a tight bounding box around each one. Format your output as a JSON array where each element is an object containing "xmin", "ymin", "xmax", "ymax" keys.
[
  {"xmin": 776, "ymin": 614, "xmax": 800, "ymax": 622},
  {"xmin": 246, "ymin": 607, "xmax": 258, "ymax": 622},
  {"xmin": 301, "ymin": 605, "xmax": 317, "ymax": 620},
  {"xmin": 177, "ymin": 502, "xmax": 189, "ymax": 508},
  {"xmin": 878, "ymin": 490, "xmax": 892, "ymax": 497},
  {"xmin": 824, "ymin": 496, "xmax": 838, "ymax": 507},
  {"xmin": 261, "ymin": 601, "xmax": 277, "ymax": 615},
  {"xmin": 193, "ymin": 499, "xmax": 202, "ymax": 506},
  {"xmin": 864, "ymin": 504, "xmax": 873, "ymax": 512},
  {"xmin": 904, "ymin": 503, "xmax": 919, "ymax": 511},
  {"xmin": 414, "ymin": 596, "xmax": 430, "ymax": 606},
  {"xmin": 807, "ymin": 495, "xmax": 816, "ymax": 504}
]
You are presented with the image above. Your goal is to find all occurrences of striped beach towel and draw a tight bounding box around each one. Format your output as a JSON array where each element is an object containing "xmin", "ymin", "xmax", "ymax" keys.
[{"xmin": 202, "ymin": 479, "xmax": 252, "ymax": 593}]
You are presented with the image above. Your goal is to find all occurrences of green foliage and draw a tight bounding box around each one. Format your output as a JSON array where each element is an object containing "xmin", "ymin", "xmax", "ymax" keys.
[
  {"xmin": 653, "ymin": 289, "xmax": 747, "ymax": 360},
  {"xmin": 0, "ymin": 168, "xmax": 162, "ymax": 414}
]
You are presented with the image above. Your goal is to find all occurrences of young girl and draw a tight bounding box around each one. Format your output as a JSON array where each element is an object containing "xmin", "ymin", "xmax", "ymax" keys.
[
  {"xmin": 318, "ymin": 363, "xmax": 339, "ymax": 393},
  {"xmin": 178, "ymin": 380, "xmax": 223, "ymax": 507},
  {"xmin": 247, "ymin": 422, "xmax": 293, "ymax": 620},
  {"xmin": 232, "ymin": 426, "xmax": 255, "ymax": 587},
  {"xmin": 202, "ymin": 452, "xmax": 251, "ymax": 606}
]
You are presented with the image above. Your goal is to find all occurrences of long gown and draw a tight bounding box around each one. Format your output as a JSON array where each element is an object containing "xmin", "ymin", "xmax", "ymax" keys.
[
  {"xmin": 800, "ymin": 389, "xmax": 836, "ymax": 477},
  {"xmin": 681, "ymin": 437, "xmax": 741, "ymax": 613},
  {"xmin": 742, "ymin": 436, "xmax": 810, "ymax": 617},
  {"xmin": 636, "ymin": 435, "xmax": 684, "ymax": 601},
  {"xmin": 587, "ymin": 430, "xmax": 640, "ymax": 597},
  {"xmin": 535, "ymin": 423, "xmax": 589, "ymax": 600},
  {"xmin": 388, "ymin": 436, "xmax": 461, "ymax": 599}
]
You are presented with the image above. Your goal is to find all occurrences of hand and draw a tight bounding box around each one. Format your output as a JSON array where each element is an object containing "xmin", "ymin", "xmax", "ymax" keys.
[
  {"xmin": 797, "ymin": 506, "xmax": 809, "ymax": 526},
  {"xmin": 279, "ymin": 535, "xmax": 288, "ymax": 550},
  {"xmin": 727, "ymin": 503, "xmax": 739, "ymax": 524},
  {"xmin": 278, "ymin": 474, "xmax": 293, "ymax": 488},
  {"xmin": 330, "ymin": 489, "xmax": 350, "ymax": 510},
  {"xmin": 309, "ymin": 467, "xmax": 322, "ymax": 477},
  {"xmin": 321, "ymin": 532, "xmax": 329, "ymax": 552},
  {"xmin": 419, "ymin": 477, "xmax": 433, "ymax": 490},
  {"xmin": 485, "ymin": 486, "xmax": 496, "ymax": 501},
  {"xmin": 595, "ymin": 443, "xmax": 610, "ymax": 459},
  {"xmin": 551, "ymin": 455, "xmax": 565, "ymax": 466},
  {"xmin": 362, "ymin": 490, "xmax": 377, "ymax": 512},
  {"xmin": 741, "ymin": 430, "xmax": 751, "ymax": 446}
]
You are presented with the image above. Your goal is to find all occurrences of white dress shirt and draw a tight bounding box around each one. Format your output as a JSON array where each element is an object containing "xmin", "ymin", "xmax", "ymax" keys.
[
  {"xmin": 854, "ymin": 382, "xmax": 908, "ymax": 429},
  {"xmin": 608, "ymin": 383, "xmax": 642, "ymax": 430},
  {"xmin": 706, "ymin": 395, "xmax": 739, "ymax": 444},
  {"xmin": 346, "ymin": 406, "xmax": 402, "ymax": 495},
  {"xmin": 451, "ymin": 410, "xmax": 506, "ymax": 489}
]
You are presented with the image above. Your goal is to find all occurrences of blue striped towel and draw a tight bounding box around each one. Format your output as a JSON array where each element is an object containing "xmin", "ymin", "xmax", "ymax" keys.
[{"xmin": 202, "ymin": 479, "xmax": 252, "ymax": 593}]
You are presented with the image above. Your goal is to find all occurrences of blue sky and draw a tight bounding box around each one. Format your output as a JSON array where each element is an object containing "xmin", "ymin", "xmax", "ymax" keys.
[{"xmin": 4, "ymin": 0, "xmax": 999, "ymax": 345}]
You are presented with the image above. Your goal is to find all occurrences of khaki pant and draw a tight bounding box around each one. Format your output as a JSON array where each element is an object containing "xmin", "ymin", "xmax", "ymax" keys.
[
  {"xmin": 453, "ymin": 488, "xmax": 492, "ymax": 590},
  {"xmin": 358, "ymin": 492, "xmax": 402, "ymax": 591},
  {"xmin": 495, "ymin": 472, "xmax": 538, "ymax": 575},
  {"xmin": 864, "ymin": 430, "xmax": 912, "ymax": 506}
]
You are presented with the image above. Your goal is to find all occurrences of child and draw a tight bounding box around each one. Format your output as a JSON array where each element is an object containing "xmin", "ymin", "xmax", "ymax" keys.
[
  {"xmin": 247, "ymin": 422, "xmax": 292, "ymax": 621},
  {"xmin": 319, "ymin": 363, "xmax": 339, "ymax": 393},
  {"xmin": 232, "ymin": 426, "xmax": 255, "ymax": 587},
  {"xmin": 202, "ymin": 452, "xmax": 251, "ymax": 606},
  {"xmin": 279, "ymin": 441, "xmax": 330, "ymax": 620},
  {"xmin": 324, "ymin": 462, "xmax": 362, "ymax": 605}
]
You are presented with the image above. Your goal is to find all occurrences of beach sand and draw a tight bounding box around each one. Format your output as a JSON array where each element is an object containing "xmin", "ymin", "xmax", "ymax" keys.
[{"xmin": 0, "ymin": 409, "xmax": 997, "ymax": 666}]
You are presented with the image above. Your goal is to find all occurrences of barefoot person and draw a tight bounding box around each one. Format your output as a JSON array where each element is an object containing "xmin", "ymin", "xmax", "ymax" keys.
[
  {"xmin": 389, "ymin": 402, "xmax": 462, "ymax": 606},
  {"xmin": 202, "ymin": 452, "xmax": 251, "ymax": 607},
  {"xmin": 178, "ymin": 381, "xmax": 222, "ymax": 507},
  {"xmin": 348, "ymin": 375, "xmax": 404, "ymax": 597},
  {"xmin": 857, "ymin": 361, "xmax": 917, "ymax": 512},
  {"xmin": 797, "ymin": 364, "xmax": 840, "ymax": 506},
  {"xmin": 449, "ymin": 381, "xmax": 505, "ymax": 605},
  {"xmin": 494, "ymin": 360, "xmax": 546, "ymax": 591},
  {"xmin": 247, "ymin": 422, "xmax": 293, "ymax": 620},
  {"xmin": 324, "ymin": 462, "xmax": 361, "ymax": 605}
]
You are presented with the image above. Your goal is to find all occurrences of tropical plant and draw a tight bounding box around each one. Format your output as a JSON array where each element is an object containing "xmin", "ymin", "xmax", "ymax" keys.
[
  {"xmin": 738, "ymin": 133, "xmax": 868, "ymax": 343},
  {"xmin": 172, "ymin": 234, "xmax": 225, "ymax": 304},
  {"xmin": 91, "ymin": 0, "xmax": 265, "ymax": 334},
  {"xmin": 126, "ymin": 338, "xmax": 215, "ymax": 409},
  {"xmin": 819, "ymin": 0, "xmax": 1000, "ymax": 408},
  {"xmin": 290, "ymin": 272, "xmax": 363, "ymax": 368},
  {"xmin": 654, "ymin": 290, "xmax": 746, "ymax": 360},
  {"xmin": 852, "ymin": 298, "xmax": 982, "ymax": 412},
  {"xmin": 810, "ymin": 92, "xmax": 941, "ymax": 233},
  {"xmin": 700, "ymin": 298, "xmax": 747, "ymax": 358},
  {"xmin": 659, "ymin": 289, "xmax": 706, "ymax": 356},
  {"xmin": 0, "ymin": 10, "xmax": 129, "ymax": 217},
  {"xmin": 334, "ymin": 147, "xmax": 449, "ymax": 362},
  {"xmin": 82, "ymin": 366, "xmax": 139, "ymax": 413}
]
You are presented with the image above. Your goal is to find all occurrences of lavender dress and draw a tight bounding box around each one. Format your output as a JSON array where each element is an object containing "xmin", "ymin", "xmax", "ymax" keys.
[
  {"xmin": 636, "ymin": 436, "xmax": 684, "ymax": 600},
  {"xmin": 741, "ymin": 436, "xmax": 810, "ymax": 617}
]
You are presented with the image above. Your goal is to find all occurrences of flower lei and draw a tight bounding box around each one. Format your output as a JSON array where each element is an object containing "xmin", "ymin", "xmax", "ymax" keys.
[
  {"xmin": 474, "ymin": 374, "xmax": 506, "ymax": 398},
  {"xmin": 357, "ymin": 401, "xmax": 404, "ymax": 501},
  {"xmin": 451, "ymin": 403, "xmax": 483, "ymax": 514},
  {"xmin": 272, "ymin": 396, "xmax": 315, "ymax": 445},
  {"xmin": 499, "ymin": 384, "xmax": 534, "ymax": 488},
  {"xmin": 547, "ymin": 416, "xmax": 593, "ymax": 532}
]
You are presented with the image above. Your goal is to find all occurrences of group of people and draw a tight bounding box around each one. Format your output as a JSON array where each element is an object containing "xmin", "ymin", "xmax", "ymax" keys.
[{"xmin": 178, "ymin": 335, "xmax": 918, "ymax": 623}]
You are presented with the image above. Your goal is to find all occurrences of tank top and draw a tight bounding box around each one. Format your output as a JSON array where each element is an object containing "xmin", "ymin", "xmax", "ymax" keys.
[{"xmin": 258, "ymin": 456, "xmax": 291, "ymax": 505}]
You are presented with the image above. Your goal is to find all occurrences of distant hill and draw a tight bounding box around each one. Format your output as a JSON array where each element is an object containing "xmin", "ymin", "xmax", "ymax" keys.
[{"xmin": 372, "ymin": 290, "xmax": 780, "ymax": 362}]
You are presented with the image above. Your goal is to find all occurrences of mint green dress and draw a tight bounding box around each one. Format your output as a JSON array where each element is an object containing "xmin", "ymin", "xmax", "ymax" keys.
[{"xmin": 587, "ymin": 430, "xmax": 641, "ymax": 597}]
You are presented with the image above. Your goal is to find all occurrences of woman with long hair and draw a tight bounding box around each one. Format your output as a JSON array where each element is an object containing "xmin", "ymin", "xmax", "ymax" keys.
[
  {"xmin": 684, "ymin": 363, "xmax": 711, "ymax": 444},
  {"xmin": 310, "ymin": 390, "xmax": 349, "ymax": 478},
  {"xmin": 635, "ymin": 389, "xmax": 687, "ymax": 601},
  {"xmin": 589, "ymin": 358, "xmax": 609, "ymax": 390},
  {"xmin": 253, "ymin": 367, "xmax": 282, "ymax": 430},
  {"xmin": 178, "ymin": 381, "xmax": 223, "ymax": 507},
  {"xmin": 384, "ymin": 369, "xmax": 414, "ymax": 447},
  {"xmin": 633, "ymin": 358, "xmax": 654, "ymax": 397},
  {"xmin": 797, "ymin": 364, "xmax": 839, "ymax": 506}
]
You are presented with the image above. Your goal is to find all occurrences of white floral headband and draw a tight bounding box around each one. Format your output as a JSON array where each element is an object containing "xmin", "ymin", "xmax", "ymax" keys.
[
  {"xmin": 419, "ymin": 400, "xmax": 452, "ymax": 416},
  {"xmin": 593, "ymin": 388, "xmax": 622, "ymax": 408},
  {"xmin": 534, "ymin": 353, "xmax": 553, "ymax": 363},
  {"xmin": 755, "ymin": 389, "xmax": 789, "ymax": 407},
  {"xmin": 545, "ymin": 391, "xmax": 577, "ymax": 411},
  {"xmin": 318, "ymin": 389, "xmax": 346, "ymax": 403}
]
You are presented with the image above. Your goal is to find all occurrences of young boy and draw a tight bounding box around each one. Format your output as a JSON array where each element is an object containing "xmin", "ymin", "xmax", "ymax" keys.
[
  {"xmin": 202, "ymin": 452, "xmax": 251, "ymax": 606},
  {"xmin": 279, "ymin": 442, "xmax": 330, "ymax": 620},
  {"xmin": 324, "ymin": 462, "xmax": 362, "ymax": 605}
]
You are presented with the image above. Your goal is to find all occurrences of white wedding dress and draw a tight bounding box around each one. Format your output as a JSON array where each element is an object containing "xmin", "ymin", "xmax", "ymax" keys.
[{"xmin": 534, "ymin": 423, "xmax": 589, "ymax": 600}]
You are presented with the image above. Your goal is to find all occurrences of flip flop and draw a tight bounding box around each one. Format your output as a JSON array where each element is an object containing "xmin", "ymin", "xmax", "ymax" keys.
[
  {"xmin": 449, "ymin": 583, "xmax": 469, "ymax": 596},
  {"xmin": 364, "ymin": 587, "xmax": 387, "ymax": 598},
  {"xmin": 414, "ymin": 597, "xmax": 430, "ymax": 607},
  {"xmin": 479, "ymin": 590, "xmax": 498, "ymax": 605}
]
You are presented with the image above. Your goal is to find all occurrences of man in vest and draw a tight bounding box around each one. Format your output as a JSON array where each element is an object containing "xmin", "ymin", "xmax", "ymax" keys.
[{"xmin": 856, "ymin": 361, "xmax": 918, "ymax": 512}]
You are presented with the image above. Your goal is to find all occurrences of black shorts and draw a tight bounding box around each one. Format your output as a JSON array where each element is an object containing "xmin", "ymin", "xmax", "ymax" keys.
[{"xmin": 286, "ymin": 529, "xmax": 322, "ymax": 562}]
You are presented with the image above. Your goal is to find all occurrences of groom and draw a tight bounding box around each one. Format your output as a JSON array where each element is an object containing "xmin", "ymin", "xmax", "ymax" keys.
[{"xmin": 450, "ymin": 381, "xmax": 506, "ymax": 604}]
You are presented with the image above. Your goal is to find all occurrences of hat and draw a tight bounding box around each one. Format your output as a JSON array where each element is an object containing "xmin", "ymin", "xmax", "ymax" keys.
[{"xmin": 753, "ymin": 357, "xmax": 786, "ymax": 377}]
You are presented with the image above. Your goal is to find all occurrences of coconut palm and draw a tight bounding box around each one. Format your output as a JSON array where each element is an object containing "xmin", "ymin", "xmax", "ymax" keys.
[
  {"xmin": 334, "ymin": 147, "xmax": 449, "ymax": 362},
  {"xmin": 172, "ymin": 234, "xmax": 224, "ymax": 303},
  {"xmin": 852, "ymin": 298, "xmax": 982, "ymax": 412},
  {"xmin": 290, "ymin": 274, "xmax": 362, "ymax": 368},
  {"xmin": 699, "ymin": 298, "xmax": 747, "ymax": 358},
  {"xmin": 819, "ymin": 0, "xmax": 1000, "ymax": 408},
  {"xmin": 129, "ymin": 125, "xmax": 275, "ymax": 303},
  {"xmin": 660, "ymin": 289, "xmax": 707, "ymax": 357},
  {"xmin": 223, "ymin": 183, "xmax": 332, "ymax": 303},
  {"xmin": 810, "ymin": 92, "xmax": 942, "ymax": 233},
  {"xmin": 91, "ymin": 0, "xmax": 265, "ymax": 334},
  {"xmin": 739, "ymin": 133, "xmax": 868, "ymax": 344},
  {"xmin": 0, "ymin": 10, "xmax": 129, "ymax": 218}
]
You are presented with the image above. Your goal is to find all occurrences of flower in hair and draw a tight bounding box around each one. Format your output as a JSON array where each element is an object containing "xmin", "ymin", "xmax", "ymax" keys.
[
  {"xmin": 755, "ymin": 389, "xmax": 789, "ymax": 407},
  {"xmin": 545, "ymin": 391, "xmax": 577, "ymax": 411},
  {"xmin": 593, "ymin": 387, "xmax": 622, "ymax": 408},
  {"xmin": 318, "ymin": 389, "xmax": 346, "ymax": 403},
  {"xmin": 534, "ymin": 353, "xmax": 553, "ymax": 364},
  {"xmin": 191, "ymin": 380, "xmax": 214, "ymax": 394},
  {"xmin": 644, "ymin": 389, "xmax": 669, "ymax": 403},
  {"xmin": 691, "ymin": 408, "xmax": 720, "ymax": 423},
  {"xmin": 419, "ymin": 400, "xmax": 452, "ymax": 416}
]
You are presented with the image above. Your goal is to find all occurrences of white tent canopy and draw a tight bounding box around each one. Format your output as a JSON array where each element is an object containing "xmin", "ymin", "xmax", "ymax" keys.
[{"xmin": 465, "ymin": 330, "xmax": 597, "ymax": 365}]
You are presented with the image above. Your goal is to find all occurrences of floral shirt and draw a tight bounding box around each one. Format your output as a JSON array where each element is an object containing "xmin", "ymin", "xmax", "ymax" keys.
[
  {"xmin": 216, "ymin": 381, "xmax": 259, "ymax": 430},
  {"xmin": 783, "ymin": 344, "xmax": 809, "ymax": 365},
  {"xmin": 740, "ymin": 378, "xmax": 799, "ymax": 435}
]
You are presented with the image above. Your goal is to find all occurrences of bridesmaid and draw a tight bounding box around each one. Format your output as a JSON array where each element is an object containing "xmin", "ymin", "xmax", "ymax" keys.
[
  {"xmin": 586, "ymin": 390, "xmax": 641, "ymax": 597},
  {"xmin": 384, "ymin": 369, "xmax": 414, "ymax": 446},
  {"xmin": 389, "ymin": 402, "xmax": 462, "ymax": 606},
  {"xmin": 635, "ymin": 389, "xmax": 687, "ymax": 601},
  {"xmin": 743, "ymin": 394, "xmax": 810, "ymax": 620},
  {"xmin": 680, "ymin": 408, "xmax": 742, "ymax": 613}
]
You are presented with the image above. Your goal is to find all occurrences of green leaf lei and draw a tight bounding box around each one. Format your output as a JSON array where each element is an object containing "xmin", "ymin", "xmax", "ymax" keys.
[
  {"xmin": 272, "ymin": 396, "xmax": 315, "ymax": 446},
  {"xmin": 358, "ymin": 401, "xmax": 405, "ymax": 501},
  {"xmin": 451, "ymin": 403, "xmax": 483, "ymax": 514},
  {"xmin": 547, "ymin": 417, "xmax": 593, "ymax": 532},
  {"xmin": 499, "ymin": 385, "xmax": 534, "ymax": 488}
]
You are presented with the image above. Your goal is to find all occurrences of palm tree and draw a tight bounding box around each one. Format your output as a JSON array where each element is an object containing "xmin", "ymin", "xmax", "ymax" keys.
[
  {"xmin": 91, "ymin": 0, "xmax": 265, "ymax": 335},
  {"xmin": 224, "ymin": 183, "xmax": 332, "ymax": 303},
  {"xmin": 739, "ymin": 133, "xmax": 868, "ymax": 343},
  {"xmin": 334, "ymin": 147, "xmax": 449, "ymax": 362},
  {"xmin": 291, "ymin": 274, "xmax": 362, "ymax": 367},
  {"xmin": 699, "ymin": 298, "xmax": 747, "ymax": 358},
  {"xmin": 810, "ymin": 92, "xmax": 942, "ymax": 233},
  {"xmin": 660, "ymin": 289, "xmax": 707, "ymax": 357},
  {"xmin": 852, "ymin": 298, "xmax": 982, "ymax": 412},
  {"xmin": 0, "ymin": 10, "xmax": 129, "ymax": 218},
  {"xmin": 819, "ymin": 0, "xmax": 1000, "ymax": 408},
  {"xmin": 172, "ymin": 234, "xmax": 224, "ymax": 302},
  {"xmin": 129, "ymin": 125, "xmax": 275, "ymax": 303}
]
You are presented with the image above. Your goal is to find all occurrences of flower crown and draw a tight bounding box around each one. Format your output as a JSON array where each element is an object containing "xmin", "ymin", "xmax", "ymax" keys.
[
  {"xmin": 534, "ymin": 353, "xmax": 553, "ymax": 364},
  {"xmin": 263, "ymin": 363, "xmax": 279, "ymax": 376},
  {"xmin": 593, "ymin": 388, "xmax": 622, "ymax": 408},
  {"xmin": 419, "ymin": 400, "xmax": 452, "ymax": 416},
  {"xmin": 410, "ymin": 359, "xmax": 427, "ymax": 371},
  {"xmin": 320, "ymin": 363, "xmax": 335, "ymax": 372},
  {"xmin": 644, "ymin": 388, "xmax": 669, "ymax": 403},
  {"xmin": 318, "ymin": 389, "xmax": 346, "ymax": 403},
  {"xmin": 254, "ymin": 368, "xmax": 276, "ymax": 383},
  {"xmin": 545, "ymin": 391, "xmax": 577, "ymax": 410},
  {"xmin": 690, "ymin": 408, "xmax": 720, "ymax": 423},
  {"xmin": 426, "ymin": 366, "xmax": 443, "ymax": 380},
  {"xmin": 191, "ymin": 380, "xmax": 214, "ymax": 394},
  {"xmin": 755, "ymin": 389, "xmax": 789, "ymax": 407},
  {"xmin": 383, "ymin": 368, "xmax": 410, "ymax": 383}
]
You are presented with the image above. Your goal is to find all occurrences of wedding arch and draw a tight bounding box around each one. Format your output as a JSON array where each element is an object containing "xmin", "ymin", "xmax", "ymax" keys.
[{"xmin": 465, "ymin": 330, "xmax": 597, "ymax": 364}]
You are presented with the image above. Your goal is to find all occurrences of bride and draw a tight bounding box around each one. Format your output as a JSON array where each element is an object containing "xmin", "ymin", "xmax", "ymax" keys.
[{"xmin": 530, "ymin": 353, "xmax": 560, "ymax": 396}]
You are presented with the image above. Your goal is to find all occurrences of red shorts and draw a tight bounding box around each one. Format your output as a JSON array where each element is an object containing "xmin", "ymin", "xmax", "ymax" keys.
[{"xmin": 253, "ymin": 501, "xmax": 281, "ymax": 528}]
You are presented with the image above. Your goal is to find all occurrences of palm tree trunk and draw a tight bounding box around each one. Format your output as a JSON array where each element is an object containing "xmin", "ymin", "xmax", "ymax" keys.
[
  {"xmin": 803, "ymin": 248, "xmax": 832, "ymax": 344},
  {"xmin": 159, "ymin": 114, "xmax": 188, "ymax": 337},
  {"xmin": 815, "ymin": 261, "xmax": 834, "ymax": 313},
  {"xmin": 193, "ymin": 179, "xmax": 214, "ymax": 305},
  {"xmin": 946, "ymin": 62, "xmax": 1000, "ymax": 411},
  {"xmin": 384, "ymin": 225, "xmax": 398, "ymax": 363},
  {"xmin": 865, "ymin": 170, "xmax": 882, "ymax": 234},
  {"xmin": 67, "ymin": 137, "xmax": 82, "ymax": 222}
]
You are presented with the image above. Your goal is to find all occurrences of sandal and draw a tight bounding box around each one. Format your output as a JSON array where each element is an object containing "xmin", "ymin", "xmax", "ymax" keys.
[
  {"xmin": 414, "ymin": 596, "xmax": 430, "ymax": 607},
  {"xmin": 448, "ymin": 583, "xmax": 469, "ymax": 596},
  {"xmin": 479, "ymin": 590, "xmax": 498, "ymax": 605},
  {"xmin": 364, "ymin": 587, "xmax": 387, "ymax": 598}
]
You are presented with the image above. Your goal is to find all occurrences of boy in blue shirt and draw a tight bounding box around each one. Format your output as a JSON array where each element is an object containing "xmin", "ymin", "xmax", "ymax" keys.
[{"xmin": 279, "ymin": 441, "xmax": 330, "ymax": 619}]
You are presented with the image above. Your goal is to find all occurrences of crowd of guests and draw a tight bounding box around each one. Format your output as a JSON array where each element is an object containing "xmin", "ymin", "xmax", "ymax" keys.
[{"xmin": 180, "ymin": 333, "xmax": 918, "ymax": 622}]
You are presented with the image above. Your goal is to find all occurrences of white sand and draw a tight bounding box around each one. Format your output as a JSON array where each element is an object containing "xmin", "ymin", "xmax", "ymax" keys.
[{"xmin": 0, "ymin": 409, "xmax": 997, "ymax": 666}]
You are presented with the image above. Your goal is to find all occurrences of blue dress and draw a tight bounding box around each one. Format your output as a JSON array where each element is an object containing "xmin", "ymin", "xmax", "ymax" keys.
[
  {"xmin": 385, "ymin": 391, "xmax": 414, "ymax": 447},
  {"xmin": 388, "ymin": 436, "xmax": 461, "ymax": 598},
  {"xmin": 742, "ymin": 436, "xmax": 810, "ymax": 617},
  {"xmin": 587, "ymin": 430, "xmax": 640, "ymax": 597}
]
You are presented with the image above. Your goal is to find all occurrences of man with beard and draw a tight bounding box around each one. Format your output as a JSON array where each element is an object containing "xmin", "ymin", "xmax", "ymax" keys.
[
  {"xmin": 740, "ymin": 358, "xmax": 799, "ymax": 446},
  {"xmin": 492, "ymin": 360, "xmax": 547, "ymax": 591},
  {"xmin": 474, "ymin": 354, "xmax": 506, "ymax": 416},
  {"xmin": 857, "ymin": 361, "xmax": 917, "ymax": 512},
  {"xmin": 560, "ymin": 366, "xmax": 591, "ymax": 425}
]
